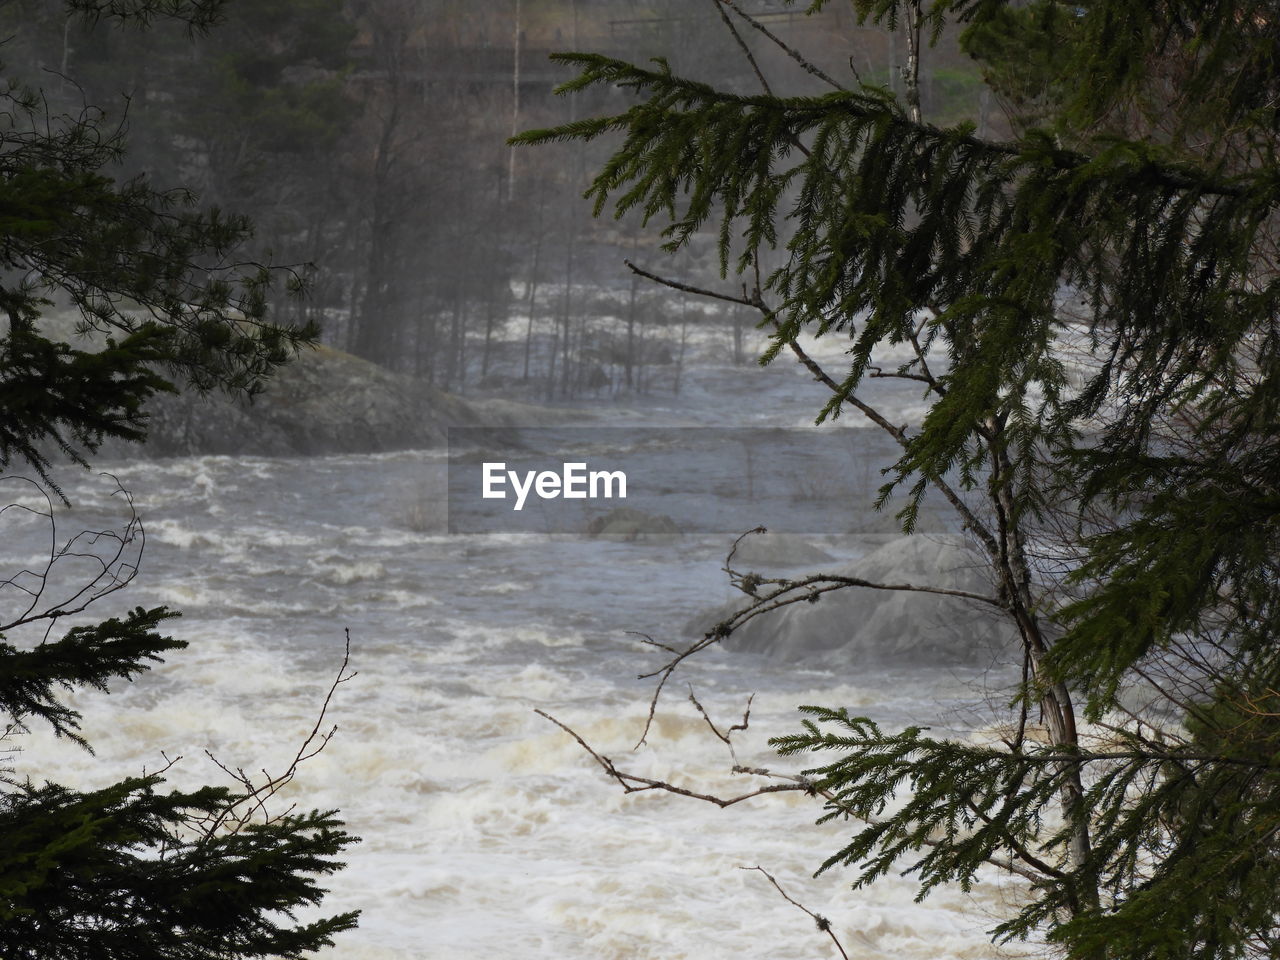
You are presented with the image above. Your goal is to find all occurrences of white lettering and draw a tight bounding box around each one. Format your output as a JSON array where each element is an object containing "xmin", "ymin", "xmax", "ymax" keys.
[
  {"xmin": 562, "ymin": 462, "xmax": 587, "ymax": 498},
  {"xmin": 535, "ymin": 471, "xmax": 561, "ymax": 499},
  {"xmin": 590, "ymin": 469, "xmax": 627, "ymax": 499},
  {"xmin": 480, "ymin": 462, "xmax": 628, "ymax": 510},
  {"xmin": 509, "ymin": 469, "xmax": 536, "ymax": 511},
  {"xmin": 482, "ymin": 463, "xmax": 507, "ymax": 498}
]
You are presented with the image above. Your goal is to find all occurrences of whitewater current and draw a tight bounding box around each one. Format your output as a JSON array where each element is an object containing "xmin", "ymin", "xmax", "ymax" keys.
[{"xmin": 4, "ymin": 334, "xmax": 1034, "ymax": 959}]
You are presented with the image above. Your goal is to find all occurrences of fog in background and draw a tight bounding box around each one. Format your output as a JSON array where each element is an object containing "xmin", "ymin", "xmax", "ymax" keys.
[
  {"xmin": 3, "ymin": 0, "xmax": 991, "ymax": 407},
  {"xmin": 1, "ymin": 6, "xmax": 1027, "ymax": 958}
]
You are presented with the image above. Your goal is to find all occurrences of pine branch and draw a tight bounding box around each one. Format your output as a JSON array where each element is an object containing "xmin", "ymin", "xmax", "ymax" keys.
[{"xmin": 0, "ymin": 607, "xmax": 183, "ymax": 749}]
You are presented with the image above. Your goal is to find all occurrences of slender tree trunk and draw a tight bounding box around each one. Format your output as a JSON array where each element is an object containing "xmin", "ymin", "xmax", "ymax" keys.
[
  {"xmin": 983, "ymin": 419, "xmax": 1098, "ymax": 919},
  {"xmin": 903, "ymin": 1, "xmax": 923, "ymax": 124},
  {"xmin": 556, "ymin": 227, "xmax": 576, "ymax": 399},
  {"xmin": 508, "ymin": 0, "xmax": 522, "ymax": 201},
  {"xmin": 673, "ymin": 293, "xmax": 689, "ymax": 395},
  {"xmin": 625, "ymin": 270, "xmax": 638, "ymax": 389},
  {"xmin": 353, "ymin": 50, "xmax": 403, "ymax": 367},
  {"xmin": 521, "ymin": 193, "xmax": 547, "ymax": 382}
]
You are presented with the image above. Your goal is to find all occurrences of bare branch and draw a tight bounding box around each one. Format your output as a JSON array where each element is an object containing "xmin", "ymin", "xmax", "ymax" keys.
[
  {"xmin": 625, "ymin": 259, "xmax": 755, "ymax": 307},
  {"xmin": 537, "ymin": 709, "xmax": 806, "ymax": 807},
  {"xmin": 740, "ymin": 866, "xmax": 851, "ymax": 960},
  {"xmin": 687, "ymin": 685, "xmax": 753, "ymax": 765},
  {"xmin": 723, "ymin": 525, "xmax": 768, "ymax": 573},
  {"xmin": 537, "ymin": 710, "xmax": 1054, "ymax": 886},
  {"xmin": 627, "ymin": 524, "xmax": 1002, "ymax": 749},
  {"xmin": 707, "ymin": 0, "xmax": 772, "ymax": 95},
  {"xmin": 199, "ymin": 631, "xmax": 356, "ymax": 838},
  {"xmin": 0, "ymin": 474, "xmax": 144, "ymax": 633},
  {"xmin": 627, "ymin": 630, "xmax": 680, "ymax": 656},
  {"xmin": 719, "ymin": 0, "xmax": 846, "ymax": 92}
]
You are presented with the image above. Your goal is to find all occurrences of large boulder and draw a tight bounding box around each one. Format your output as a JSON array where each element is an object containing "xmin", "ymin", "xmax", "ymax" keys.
[
  {"xmin": 95, "ymin": 343, "xmax": 563, "ymax": 458},
  {"xmin": 29, "ymin": 309, "xmax": 566, "ymax": 458},
  {"xmin": 724, "ymin": 533, "xmax": 835, "ymax": 570},
  {"xmin": 585, "ymin": 506, "xmax": 681, "ymax": 538},
  {"xmin": 690, "ymin": 535, "xmax": 1016, "ymax": 667}
]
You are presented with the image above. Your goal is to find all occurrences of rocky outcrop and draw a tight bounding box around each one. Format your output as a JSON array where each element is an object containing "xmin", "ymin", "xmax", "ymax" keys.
[
  {"xmin": 97, "ymin": 343, "xmax": 567, "ymax": 458},
  {"xmin": 725, "ymin": 533, "xmax": 835, "ymax": 570},
  {"xmin": 585, "ymin": 506, "xmax": 681, "ymax": 537},
  {"xmin": 689, "ymin": 535, "xmax": 1016, "ymax": 667},
  {"xmin": 29, "ymin": 309, "xmax": 575, "ymax": 458}
]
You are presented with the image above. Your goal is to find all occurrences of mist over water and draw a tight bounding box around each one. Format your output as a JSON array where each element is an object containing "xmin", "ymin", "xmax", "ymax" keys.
[
  {"xmin": 0, "ymin": 3, "xmax": 1022, "ymax": 953},
  {"xmin": 6, "ymin": 339, "xmax": 1032, "ymax": 959}
]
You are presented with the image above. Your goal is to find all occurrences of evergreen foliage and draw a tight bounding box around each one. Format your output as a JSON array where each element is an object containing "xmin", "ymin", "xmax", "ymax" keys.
[
  {"xmin": 0, "ymin": 1, "xmax": 357, "ymax": 955},
  {"xmin": 518, "ymin": 1, "xmax": 1280, "ymax": 956},
  {"xmin": 0, "ymin": 32, "xmax": 318, "ymax": 486},
  {"xmin": 0, "ymin": 607, "xmax": 182, "ymax": 749}
]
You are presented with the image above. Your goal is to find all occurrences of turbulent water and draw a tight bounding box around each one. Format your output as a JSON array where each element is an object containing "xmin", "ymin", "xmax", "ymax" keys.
[{"xmin": 5, "ymin": 335, "xmax": 1035, "ymax": 959}]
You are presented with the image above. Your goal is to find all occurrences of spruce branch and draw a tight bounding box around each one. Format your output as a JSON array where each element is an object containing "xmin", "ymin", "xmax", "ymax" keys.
[
  {"xmin": 535, "ymin": 709, "xmax": 1052, "ymax": 887},
  {"xmin": 621, "ymin": 260, "xmax": 999, "ymax": 552}
]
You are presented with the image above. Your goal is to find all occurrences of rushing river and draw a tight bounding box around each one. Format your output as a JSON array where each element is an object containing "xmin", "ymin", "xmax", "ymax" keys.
[{"xmin": 5, "ymin": 337, "xmax": 1033, "ymax": 959}]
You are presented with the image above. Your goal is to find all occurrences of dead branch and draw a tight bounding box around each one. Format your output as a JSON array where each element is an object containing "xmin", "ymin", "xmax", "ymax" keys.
[
  {"xmin": 629, "ymin": 529, "xmax": 1003, "ymax": 749},
  {"xmin": 538, "ymin": 710, "xmax": 1051, "ymax": 885},
  {"xmin": 0, "ymin": 474, "xmax": 143, "ymax": 633},
  {"xmin": 198, "ymin": 630, "xmax": 356, "ymax": 838},
  {"xmin": 718, "ymin": 0, "xmax": 847, "ymax": 92},
  {"xmin": 537, "ymin": 708, "xmax": 805, "ymax": 808},
  {"xmin": 707, "ymin": 0, "xmax": 772, "ymax": 95},
  {"xmin": 741, "ymin": 865, "xmax": 851, "ymax": 960},
  {"xmin": 687, "ymin": 684, "xmax": 753, "ymax": 765}
]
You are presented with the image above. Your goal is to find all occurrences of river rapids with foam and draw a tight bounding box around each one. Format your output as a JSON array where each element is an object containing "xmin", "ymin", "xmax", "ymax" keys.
[{"xmin": 5, "ymin": 334, "xmax": 1036, "ymax": 959}]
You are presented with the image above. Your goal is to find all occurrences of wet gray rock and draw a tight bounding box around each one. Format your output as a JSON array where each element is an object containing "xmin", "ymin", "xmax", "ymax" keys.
[
  {"xmin": 585, "ymin": 506, "xmax": 681, "ymax": 538},
  {"xmin": 30, "ymin": 309, "xmax": 559, "ymax": 458},
  {"xmin": 99, "ymin": 344, "xmax": 532, "ymax": 458},
  {"xmin": 723, "ymin": 533, "xmax": 835, "ymax": 571},
  {"xmin": 690, "ymin": 535, "xmax": 1016, "ymax": 666}
]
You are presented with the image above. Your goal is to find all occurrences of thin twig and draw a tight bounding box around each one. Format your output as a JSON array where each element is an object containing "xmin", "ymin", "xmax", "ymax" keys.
[
  {"xmin": 201, "ymin": 631, "xmax": 356, "ymax": 837},
  {"xmin": 537, "ymin": 709, "xmax": 801, "ymax": 807},
  {"xmin": 741, "ymin": 866, "xmax": 851, "ymax": 960},
  {"xmin": 708, "ymin": 0, "xmax": 772, "ymax": 95},
  {"xmin": 630, "ymin": 259, "xmax": 998, "ymax": 556},
  {"xmin": 537, "ymin": 709, "xmax": 1053, "ymax": 885},
  {"xmin": 686, "ymin": 685, "xmax": 754, "ymax": 765},
  {"xmin": 720, "ymin": 0, "xmax": 846, "ymax": 91}
]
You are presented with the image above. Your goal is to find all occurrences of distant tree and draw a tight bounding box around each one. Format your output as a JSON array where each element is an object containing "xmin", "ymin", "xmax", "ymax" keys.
[
  {"xmin": 517, "ymin": 1, "xmax": 1280, "ymax": 957},
  {"xmin": 0, "ymin": 1, "xmax": 358, "ymax": 955}
]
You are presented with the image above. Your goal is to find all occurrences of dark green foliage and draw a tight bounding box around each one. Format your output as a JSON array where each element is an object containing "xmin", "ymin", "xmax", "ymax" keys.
[
  {"xmin": 0, "ymin": 607, "xmax": 183, "ymax": 749},
  {"xmin": 0, "ymin": 601, "xmax": 360, "ymax": 957},
  {"xmin": 773, "ymin": 708, "xmax": 1068, "ymax": 895},
  {"xmin": 520, "ymin": 1, "xmax": 1280, "ymax": 956},
  {"xmin": 775, "ymin": 703, "xmax": 1280, "ymax": 954},
  {"xmin": 0, "ymin": 1, "xmax": 356, "ymax": 956},
  {"xmin": 0, "ymin": 94, "xmax": 316, "ymax": 385},
  {"xmin": 957, "ymin": 2, "xmax": 1080, "ymax": 128},
  {"xmin": 171, "ymin": 0, "xmax": 356, "ymax": 199},
  {"xmin": 0, "ymin": 326, "xmax": 177, "ymax": 492},
  {"xmin": 0, "ymin": 779, "xmax": 357, "ymax": 959},
  {"xmin": 0, "ymin": 13, "xmax": 320, "ymax": 485}
]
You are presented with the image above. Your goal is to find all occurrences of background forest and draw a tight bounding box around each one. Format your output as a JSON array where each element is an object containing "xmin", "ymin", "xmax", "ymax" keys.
[
  {"xmin": 10, "ymin": 2, "xmax": 1277, "ymax": 959},
  {"xmin": 0, "ymin": 0, "xmax": 988, "ymax": 397}
]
